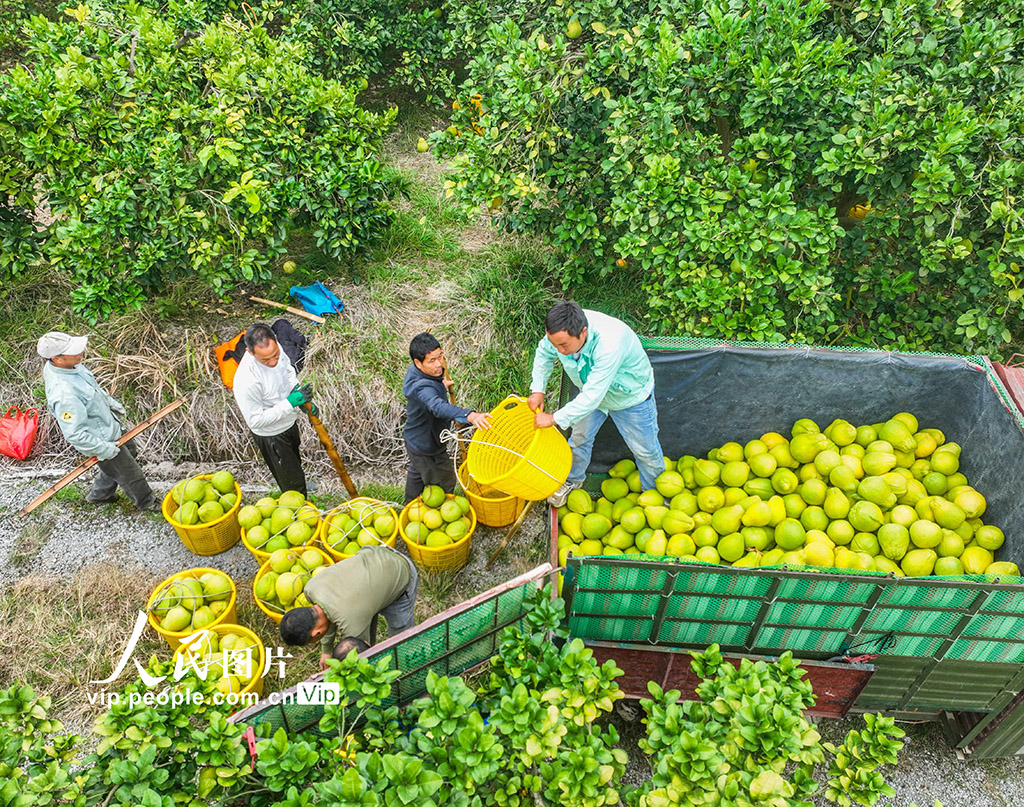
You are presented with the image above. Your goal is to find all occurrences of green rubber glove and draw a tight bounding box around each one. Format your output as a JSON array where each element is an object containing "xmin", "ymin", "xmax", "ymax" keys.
[{"xmin": 287, "ymin": 383, "xmax": 313, "ymax": 407}]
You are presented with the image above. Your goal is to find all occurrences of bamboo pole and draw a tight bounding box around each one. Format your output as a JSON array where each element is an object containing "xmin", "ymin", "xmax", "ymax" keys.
[
  {"xmin": 248, "ymin": 296, "xmax": 326, "ymax": 324},
  {"xmin": 19, "ymin": 398, "xmax": 186, "ymax": 517},
  {"xmin": 302, "ymin": 403, "xmax": 358, "ymax": 498}
]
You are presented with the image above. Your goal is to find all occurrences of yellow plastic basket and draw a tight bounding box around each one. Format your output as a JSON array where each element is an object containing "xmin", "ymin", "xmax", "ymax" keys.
[
  {"xmin": 466, "ymin": 395, "xmax": 571, "ymax": 501},
  {"xmin": 162, "ymin": 475, "xmax": 242, "ymax": 556},
  {"xmin": 458, "ymin": 461, "xmax": 525, "ymax": 528},
  {"xmin": 399, "ymin": 494, "xmax": 476, "ymax": 573},
  {"xmin": 320, "ymin": 497, "xmax": 399, "ymax": 562},
  {"xmin": 171, "ymin": 623, "xmax": 267, "ymax": 699},
  {"xmin": 147, "ymin": 568, "xmax": 238, "ymax": 650},
  {"xmin": 240, "ymin": 499, "xmax": 323, "ymax": 565},
  {"xmin": 253, "ymin": 546, "xmax": 335, "ymax": 625}
]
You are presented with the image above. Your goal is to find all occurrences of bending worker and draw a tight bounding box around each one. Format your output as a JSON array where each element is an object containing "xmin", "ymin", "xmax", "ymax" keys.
[
  {"xmin": 38, "ymin": 331, "xmax": 158, "ymax": 511},
  {"xmin": 529, "ymin": 301, "xmax": 665, "ymax": 506},
  {"xmin": 279, "ymin": 545, "xmax": 418, "ymax": 669},
  {"xmin": 232, "ymin": 323, "xmax": 314, "ymax": 497}
]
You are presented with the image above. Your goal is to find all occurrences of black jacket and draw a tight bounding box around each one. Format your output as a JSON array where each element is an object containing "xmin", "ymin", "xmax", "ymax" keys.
[{"xmin": 403, "ymin": 364, "xmax": 471, "ymax": 455}]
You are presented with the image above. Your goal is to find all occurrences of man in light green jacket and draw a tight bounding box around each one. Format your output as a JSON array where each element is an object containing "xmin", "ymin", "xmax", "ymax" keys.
[
  {"xmin": 529, "ymin": 301, "xmax": 664, "ymax": 505},
  {"xmin": 39, "ymin": 332, "xmax": 158, "ymax": 511}
]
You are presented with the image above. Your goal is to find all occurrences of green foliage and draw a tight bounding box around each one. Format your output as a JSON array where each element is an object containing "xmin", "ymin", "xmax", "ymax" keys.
[
  {"xmin": 824, "ymin": 713, "xmax": 906, "ymax": 806},
  {"xmin": 0, "ymin": 592, "xmax": 909, "ymax": 806},
  {"xmin": 632, "ymin": 645, "xmax": 903, "ymax": 807},
  {"xmin": 0, "ymin": 0, "xmax": 397, "ymax": 320},
  {"xmin": 436, "ymin": 0, "xmax": 1024, "ymax": 356}
]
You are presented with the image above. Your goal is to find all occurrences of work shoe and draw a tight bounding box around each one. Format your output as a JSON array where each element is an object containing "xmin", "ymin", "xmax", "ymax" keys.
[{"xmin": 547, "ymin": 479, "xmax": 583, "ymax": 507}]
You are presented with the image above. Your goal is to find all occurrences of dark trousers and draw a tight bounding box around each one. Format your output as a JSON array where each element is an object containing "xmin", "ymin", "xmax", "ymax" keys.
[
  {"xmin": 88, "ymin": 439, "xmax": 157, "ymax": 510},
  {"xmin": 404, "ymin": 447, "xmax": 457, "ymax": 504},
  {"xmin": 252, "ymin": 423, "xmax": 307, "ymax": 497}
]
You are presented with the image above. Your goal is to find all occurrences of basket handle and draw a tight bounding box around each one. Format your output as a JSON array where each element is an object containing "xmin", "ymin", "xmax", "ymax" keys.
[{"xmin": 498, "ymin": 395, "xmax": 544, "ymax": 414}]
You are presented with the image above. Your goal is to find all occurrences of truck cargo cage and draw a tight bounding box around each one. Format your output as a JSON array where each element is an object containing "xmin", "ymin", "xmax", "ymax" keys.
[
  {"xmin": 555, "ymin": 337, "xmax": 1024, "ymax": 757},
  {"xmin": 230, "ymin": 564, "xmax": 555, "ymax": 736}
]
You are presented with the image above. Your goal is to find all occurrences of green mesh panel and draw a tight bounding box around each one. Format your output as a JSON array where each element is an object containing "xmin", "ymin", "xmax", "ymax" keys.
[
  {"xmin": 946, "ymin": 639, "xmax": 1024, "ymax": 664},
  {"xmin": 659, "ymin": 620, "xmax": 751, "ymax": 647},
  {"xmin": 573, "ymin": 616, "xmax": 653, "ymax": 643},
  {"xmin": 638, "ymin": 336, "xmax": 1024, "ymax": 432},
  {"xmin": 863, "ymin": 607, "xmax": 963, "ymax": 636},
  {"xmin": 979, "ymin": 589, "xmax": 1024, "ymax": 614},
  {"xmin": 668, "ymin": 594, "xmax": 760, "ymax": 622},
  {"xmin": 753, "ymin": 627, "xmax": 847, "ymax": 654},
  {"xmin": 964, "ymin": 614, "xmax": 1024, "ymax": 641},
  {"xmin": 674, "ymin": 567, "xmax": 773, "ymax": 597},
  {"xmin": 858, "ymin": 632, "xmax": 945, "ymax": 658},
  {"xmin": 774, "ymin": 576, "xmax": 879, "ymax": 605},
  {"xmin": 572, "ymin": 590, "xmax": 660, "ymax": 616},
  {"xmin": 765, "ymin": 601, "xmax": 862, "ymax": 630},
  {"xmin": 233, "ymin": 575, "xmax": 541, "ymax": 736},
  {"xmin": 878, "ymin": 584, "xmax": 978, "ymax": 610},
  {"xmin": 575, "ymin": 562, "xmax": 668, "ymax": 593}
]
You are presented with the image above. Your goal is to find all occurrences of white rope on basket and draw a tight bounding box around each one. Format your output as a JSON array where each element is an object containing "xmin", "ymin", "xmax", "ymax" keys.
[{"xmin": 439, "ymin": 427, "xmax": 563, "ymax": 490}]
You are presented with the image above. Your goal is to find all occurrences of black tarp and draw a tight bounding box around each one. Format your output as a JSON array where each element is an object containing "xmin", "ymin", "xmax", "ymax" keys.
[{"xmin": 570, "ymin": 345, "xmax": 1024, "ymax": 561}]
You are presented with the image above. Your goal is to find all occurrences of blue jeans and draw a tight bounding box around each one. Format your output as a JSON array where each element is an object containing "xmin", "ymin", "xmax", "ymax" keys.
[{"xmin": 567, "ymin": 395, "xmax": 664, "ymax": 491}]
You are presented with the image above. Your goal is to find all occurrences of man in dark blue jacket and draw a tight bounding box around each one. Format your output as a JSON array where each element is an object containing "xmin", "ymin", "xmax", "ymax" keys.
[{"xmin": 403, "ymin": 333, "xmax": 491, "ymax": 503}]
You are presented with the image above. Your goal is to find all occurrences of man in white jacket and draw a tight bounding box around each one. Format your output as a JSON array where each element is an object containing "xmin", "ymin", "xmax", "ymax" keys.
[{"xmin": 232, "ymin": 323, "xmax": 314, "ymax": 496}]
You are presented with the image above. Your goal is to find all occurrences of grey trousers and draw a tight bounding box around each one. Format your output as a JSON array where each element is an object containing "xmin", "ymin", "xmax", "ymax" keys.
[
  {"xmin": 404, "ymin": 448, "xmax": 458, "ymax": 504},
  {"xmin": 369, "ymin": 554, "xmax": 419, "ymax": 646},
  {"xmin": 88, "ymin": 439, "xmax": 157, "ymax": 510}
]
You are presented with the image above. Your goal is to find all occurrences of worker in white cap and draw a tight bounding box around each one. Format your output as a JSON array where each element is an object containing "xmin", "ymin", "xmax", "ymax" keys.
[{"xmin": 37, "ymin": 332, "xmax": 158, "ymax": 511}]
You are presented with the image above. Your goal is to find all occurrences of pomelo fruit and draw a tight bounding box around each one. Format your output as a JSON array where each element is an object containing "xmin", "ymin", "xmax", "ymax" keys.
[
  {"xmin": 974, "ymin": 525, "xmax": 1004, "ymax": 551},
  {"xmin": 775, "ymin": 519, "xmax": 806, "ymax": 551},
  {"xmin": 198, "ymin": 501, "xmax": 224, "ymax": 524},
  {"xmin": 961, "ymin": 545, "xmax": 993, "ymax": 574},
  {"xmin": 909, "ymin": 519, "xmax": 942, "ymax": 549},
  {"xmin": 269, "ymin": 549, "xmax": 296, "ymax": 574},
  {"xmin": 566, "ymin": 489, "xmax": 594, "ymax": 514},
  {"xmin": 662, "ymin": 510, "xmax": 695, "ymax": 535},
  {"xmin": 279, "ymin": 490, "xmax": 307, "ymax": 509},
  {"xmin": 238, "ymin": 506, "xmax": 262, "ymax": 530},
  {"xmin": 374, "ymin": 514, "xmax": 396, "ymax": 537},
  {"xmin": 200, "ymin": 572, "xmax": 232, "ymax": 601},
  {"xmin": 695, "ymin": 546, "xmax": 721, "ymax": 564},
  {"xmin": 601, "ymin": 477, "xmax": 630, "ymax": 501},
  {"xmin": 644, "ymin": 505, "xmax": 668, "ymax": 530},
  {"xmin": 901, "ymin": 548, "xmax": 937, "ymax": 576},
  {"xmin": 183, "ymin": 478, "xmax": 206, "ymax": 502},
  {"xmin": 256, "ymin": 497, "xmax": 278, "ymax": 518},
  {"xmin": 578, "ymin": 538, "xmax": 604, "ymax": 555},
  {"xmin": 878, "ymin": 523, "xmax": 909, "ymax": 561},
  {"xmin": 582, "ymin": 513, "xmax": 612, "ymax": 541},
  {"xmin": 609, "ymin": 459, "xmax": 636, "ymax": 478},
  {"xmin": 161, "ymin": 606, "xmax": 191, "ymax": 632},
  {"xmin": 191, "ymin": 605, "xmax": 215, "ymax": 630},
  {"xmin": 717, "ymin": 532, "xmax": 744, "ymax": 562},
  {"xmin": 422, "ymin": 485, "xmax": 446, "ymax": 509},
  {"xmin": 422, "ymin": 509, "xmax": 443, "ymax": 530},
  {"xmin": 286, "ymin": 521, "xmax": 313, "ymax": 546},
  {"xmin": 275, "ymin": 573, "xmax": 300, "ymax": 606},
  {"xmin": 987, "ymin": 561, "xmax": 1020, "ymax": 577},
  {"xmin": 850, "ymin": 532, "xmax": 879, "ymax": 556},
  {"xmin": 211, "ymin": 471, "xmax": 234, "ymax": 494},
  {"xmin": 848, "ymin": 501, "xmax": 884, "ymax": 533},
  {"xmin": 620, "ymin": 507, "xmax": 646, "ymax": 534},
  {"xmin": 655, "ymin": 471, "xmax": 685, "ymax": 498},
  {"xmin": 179, "ymin": 501, "xmax": 200, "ymax": 525},
  {"xmin": 440, "ymin": 500, "xmax": 463, "ymax": 523},
  {"xmin": 446, "ymin": 520, "xmax": 468, "ymax": 540},
  {"xmin": 667, "ymin": 534, "xmax": 696, "ymax": 556}
]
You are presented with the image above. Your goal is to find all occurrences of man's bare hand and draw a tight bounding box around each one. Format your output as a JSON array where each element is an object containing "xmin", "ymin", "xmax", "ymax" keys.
[
  {"xmin": 527, "ymin": 392, "xmax": 545, "ymax": 412},
  {"xmin": 319, "ymin": 653, "xmax": 330, "ymax": 671},
  {"xmin": 467, "ymin": 411, "xmax": 492, "ymax": 430},
  {"xmin": 443, "ymin": 377, "xmax": 455, "ymax": 390},
  {"xmin": 534, "ymin": 411, "xmax": 556, "ymax": 429}
]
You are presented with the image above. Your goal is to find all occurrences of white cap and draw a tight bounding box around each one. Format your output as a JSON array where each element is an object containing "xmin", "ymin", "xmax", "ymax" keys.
[{"xmin": 37, "ymin": 331, "xmax": 88, "ymax": 359}]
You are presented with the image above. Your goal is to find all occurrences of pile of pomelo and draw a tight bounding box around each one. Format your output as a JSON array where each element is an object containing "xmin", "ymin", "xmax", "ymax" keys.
[
  {"xmin": 323, "ymin": 500, "xmax": 397, "ymax": 556},
  {"xmin": 253, "ymin": 548, "xmax": 329, "ymax": 615},
  {"xmin": 557, "ymin": 413, "xmax": 1018, "ymax": 578},
  {"xmin": 174, "ymin": 628, "xmax": 262, "ymax": 696},
  {"xmin": 238, "ymin": 490, "xmax": 320, "ymax": 554},
  {"xmin": 169, "ymin": 472, "xmax": 238, "ymax": 525},
  {"xmin": 405, "ymin": 485, "xmax": 473, "ymax": 547},
  {"xmin": 151, "ymin": 570, "xmax": 234, "ymax": 633}
]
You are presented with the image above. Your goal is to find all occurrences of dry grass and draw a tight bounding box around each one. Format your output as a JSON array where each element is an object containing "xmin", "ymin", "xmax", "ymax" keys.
[{"xmin": 0, "ymin": 563, "xmax": 163, "ymax": 726}]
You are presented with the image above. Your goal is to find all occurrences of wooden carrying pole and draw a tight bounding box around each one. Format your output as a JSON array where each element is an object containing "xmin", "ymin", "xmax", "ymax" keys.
[
  {"xmin": 442, "ymin": 358, "xmax": 467, "ymax": 466},
  {"xmin": 19, "ymin": 398, "xmax": 186, "ymax": 517},
  {"xmin": 302, "ymin": 403, "xmax": 358, "ymax": 498},
  {"xmin": 249, "ymin": 296, "xmax": 326, "ymax": 325}
]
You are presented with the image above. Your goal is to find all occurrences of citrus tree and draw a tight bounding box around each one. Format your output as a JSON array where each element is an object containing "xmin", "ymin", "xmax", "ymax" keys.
[
  {"xmin": 0, "ymin": 0, "xmax": 397, "ymax": 320},
  {"xmin": 434, "ymin": 0, "xmax": 1024, "ymax": 355}
]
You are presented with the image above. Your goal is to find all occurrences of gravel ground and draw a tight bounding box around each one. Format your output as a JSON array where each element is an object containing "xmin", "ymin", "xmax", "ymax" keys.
[{"xmin": 4, "ymin": 465, "xmax": 1024, "ymax": 805}]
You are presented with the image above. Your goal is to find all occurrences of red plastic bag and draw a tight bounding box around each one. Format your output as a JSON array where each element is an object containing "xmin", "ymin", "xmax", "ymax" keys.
[{"xmin": 0, "ymin": 406, "xmax": 40, "ymax": 460}]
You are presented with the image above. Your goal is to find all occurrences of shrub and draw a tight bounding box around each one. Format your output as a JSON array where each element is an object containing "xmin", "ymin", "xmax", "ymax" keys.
[
  {"xmin": 435, "ymin": 0, "xmax": 1024, "ymax": 356},
  {"xmin": 0, "ymin": 0, "xmax": 397, "ymax": 320}
]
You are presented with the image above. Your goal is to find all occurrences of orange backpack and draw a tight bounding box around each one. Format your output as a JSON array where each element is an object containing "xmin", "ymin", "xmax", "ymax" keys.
[{"xmin": 215, "ymin": 332, "xmax": 246, "ymax": 389}]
